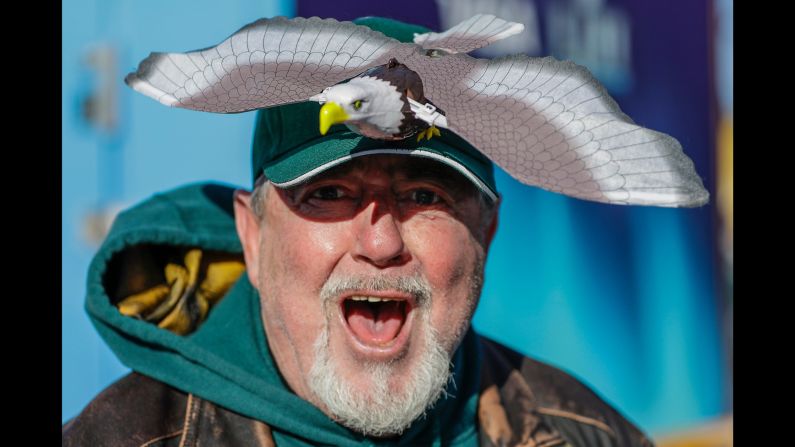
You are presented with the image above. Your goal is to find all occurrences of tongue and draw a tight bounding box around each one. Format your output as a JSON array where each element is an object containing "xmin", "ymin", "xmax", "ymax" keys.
[{"xmin": 346, "ymin": 301, "xmax": 404, "ymax": 344}]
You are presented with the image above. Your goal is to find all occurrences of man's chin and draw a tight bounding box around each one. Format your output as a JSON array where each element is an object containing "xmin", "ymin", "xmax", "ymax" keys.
[
  {"xmin": 308, "ymin": 323, "xmax": 453, "ymax": 437},
  {"xmin": 319, "ymin": 319, "xmax": 430, "ymax": 403}
]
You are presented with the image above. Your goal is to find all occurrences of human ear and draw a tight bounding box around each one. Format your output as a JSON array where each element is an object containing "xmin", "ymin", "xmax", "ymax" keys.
[{"xmin": 233, "ymin": 189, "xmax": 261, "ymax": 289}]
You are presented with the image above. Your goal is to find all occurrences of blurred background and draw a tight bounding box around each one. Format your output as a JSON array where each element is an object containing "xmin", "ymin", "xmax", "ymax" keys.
[{"xmin": 62, "ymin": 0, "xmax": 733, "ymax": 444}]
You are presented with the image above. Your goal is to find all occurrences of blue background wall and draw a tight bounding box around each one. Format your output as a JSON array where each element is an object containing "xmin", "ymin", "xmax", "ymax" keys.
[
  {"xmin": 62, "ymin": 0, "xmax": 293, "ymax": 423},
  {"xmin": 62, "ymin": 0, "xmax": 731, "ymax": 438}
]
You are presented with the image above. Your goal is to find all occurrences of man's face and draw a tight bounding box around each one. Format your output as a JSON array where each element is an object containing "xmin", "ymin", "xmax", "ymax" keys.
[{"xmin": 235, "ymin": 155, "xmax": 498, "ymax": 436}]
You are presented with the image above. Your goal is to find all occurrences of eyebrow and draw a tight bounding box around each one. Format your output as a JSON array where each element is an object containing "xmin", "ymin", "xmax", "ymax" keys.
[{"xmin": 397, "ymin": 161, "xmax": 476, "ymax": 192}]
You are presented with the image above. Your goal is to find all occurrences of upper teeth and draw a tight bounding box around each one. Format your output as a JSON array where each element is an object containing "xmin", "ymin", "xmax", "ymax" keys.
[{"xmin": 350, "ymin": 296, "xmax": 394, "ymax": 302}]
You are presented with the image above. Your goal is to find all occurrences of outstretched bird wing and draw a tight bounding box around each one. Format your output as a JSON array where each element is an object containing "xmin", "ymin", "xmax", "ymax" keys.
[
  {"xmin": 125, "ymin": 17, "xmax": 406, "ymax": 113},
  {"xmin": 126, "ymin": 15, "xmax": 709, "ymax": 207},
  {"xmin": 402, "ymin": 53, "xmax": 709, "ymax": 207},
  {"xmin": 412, "ymin": 14, "xmax": 524, "ymax": 54}
]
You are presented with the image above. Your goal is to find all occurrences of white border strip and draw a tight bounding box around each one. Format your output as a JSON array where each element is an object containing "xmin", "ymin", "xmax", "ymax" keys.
[{"xmin": 270, "ymin": 148, "xmax": 498, "ymax": 201}]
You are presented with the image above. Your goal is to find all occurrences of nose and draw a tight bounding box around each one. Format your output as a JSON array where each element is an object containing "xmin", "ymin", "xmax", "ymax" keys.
[{"xmin": 352, "ymin": 198, "xmax": 409, "ymax": 268}]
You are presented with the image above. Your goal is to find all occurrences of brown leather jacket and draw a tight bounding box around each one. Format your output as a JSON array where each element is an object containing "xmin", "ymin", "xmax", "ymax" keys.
[{"xmin": 62, "ymin": 336, "xmax": 654, "ymax": 447}]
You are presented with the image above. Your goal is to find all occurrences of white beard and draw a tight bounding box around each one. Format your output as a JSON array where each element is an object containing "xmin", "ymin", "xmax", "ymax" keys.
[{"xmin": 307, "ymin": 275, "xmax": 454, "ymax": 437}]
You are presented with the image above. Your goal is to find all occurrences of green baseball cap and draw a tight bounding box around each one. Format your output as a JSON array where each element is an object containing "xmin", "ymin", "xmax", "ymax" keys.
[{"xmin": 250, "ymin": 17, "xmax": 498, "ymax": 201}]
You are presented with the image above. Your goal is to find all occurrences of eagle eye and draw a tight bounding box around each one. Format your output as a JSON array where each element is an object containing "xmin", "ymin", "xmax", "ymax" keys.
[{"xmin": 352, "ymin": 99, "xmax": 363, "ymax": 111}]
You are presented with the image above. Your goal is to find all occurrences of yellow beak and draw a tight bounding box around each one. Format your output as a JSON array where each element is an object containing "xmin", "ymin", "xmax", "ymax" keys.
[{"xmin": 319, "ymin": 102, "xmax": 349, "ymax": 135}]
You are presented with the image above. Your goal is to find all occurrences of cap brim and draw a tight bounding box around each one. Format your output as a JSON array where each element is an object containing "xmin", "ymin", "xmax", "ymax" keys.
[{"xmin": 262, "ymin": 128, "xmax": 498, "ymax": 201}]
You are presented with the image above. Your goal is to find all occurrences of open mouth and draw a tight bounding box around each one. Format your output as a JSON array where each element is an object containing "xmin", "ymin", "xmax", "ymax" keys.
[{"xmin": 341, "ymin": 296, "xmax": 412, "ymax": 347}]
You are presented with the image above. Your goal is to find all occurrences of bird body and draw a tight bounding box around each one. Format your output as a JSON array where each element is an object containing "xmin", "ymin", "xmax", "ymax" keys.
[
  {"xmin": 315, "ymin": 58, "xmax": 443, "ymax": 140},
  {"xmin": 125, "ymin": 14, "xmax": 710, "ymax": 208},
  {"xmin": 334, "ymin": 75, "xmax": 408, "ymax": 140}
]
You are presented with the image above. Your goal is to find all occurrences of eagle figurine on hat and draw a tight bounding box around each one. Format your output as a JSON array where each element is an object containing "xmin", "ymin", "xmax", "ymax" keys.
[{"xmin": 125, "ymin": 14, "xmax": 709, "ymax": 208}]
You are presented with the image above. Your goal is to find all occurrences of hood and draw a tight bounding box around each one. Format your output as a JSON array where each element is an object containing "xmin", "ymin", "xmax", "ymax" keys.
[{"xmin": 85, "ymin": 182, "xmax": 480, "ymax": 446}]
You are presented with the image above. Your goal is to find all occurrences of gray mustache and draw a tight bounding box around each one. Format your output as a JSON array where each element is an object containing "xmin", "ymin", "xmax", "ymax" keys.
[{"xmin": 319, "ymin": 274, "xmax": 432, "ymax": 309}]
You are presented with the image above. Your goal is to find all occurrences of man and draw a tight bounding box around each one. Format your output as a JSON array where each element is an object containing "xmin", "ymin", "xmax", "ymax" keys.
[{"xmin": 63, "ymin": 15, "xmax": 704, "ymax": 447}]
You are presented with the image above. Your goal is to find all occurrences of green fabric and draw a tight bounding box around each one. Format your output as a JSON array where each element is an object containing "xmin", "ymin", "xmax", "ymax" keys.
[
  {"xmin": 253, "ymin": 102, "xmax": 497, "ymax": 194},
  {"xmin": 85, "ymin": 182, "xmax": 481, "ymax": 446},
  {"xmin": 249, "ymin": 17, "xmax": 497, "ymax": 197},
  {"xmin": 352, "ymin": 17, "xmax": 431, "ymax": 43}
]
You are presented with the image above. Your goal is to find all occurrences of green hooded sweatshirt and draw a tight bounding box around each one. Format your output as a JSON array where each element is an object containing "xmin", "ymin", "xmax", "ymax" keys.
[{"xmin": 85, "ymin": 182, "xmax": 482, "ymax": 446}]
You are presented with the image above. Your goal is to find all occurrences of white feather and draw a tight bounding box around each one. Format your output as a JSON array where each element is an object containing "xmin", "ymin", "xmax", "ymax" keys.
[{"xmin": 325, "ymin": 77, "xmax": 405, "ymax": 134}]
